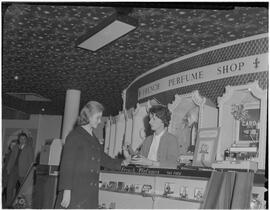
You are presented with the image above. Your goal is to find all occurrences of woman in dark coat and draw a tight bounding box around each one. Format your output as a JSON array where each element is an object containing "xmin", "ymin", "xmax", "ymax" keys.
[{"xmin": 55, "ymin": 101, "xmax": 130, "ymax": 209}]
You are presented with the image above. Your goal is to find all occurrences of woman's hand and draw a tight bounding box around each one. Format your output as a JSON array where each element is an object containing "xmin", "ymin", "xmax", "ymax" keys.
[
  {"xmin": 122, "ymin": 145, "xmax": 131, "ymax": 160},
  {"xmin": 121, "ymin": 145, "xmax": 132, "ymax": 166},
  {"xmin": 122, "ymin": 157, "xmax": 131, "ymax": 166},
  {"xmin": 61, "ymin": 190, "xmax": 71, "ymax": 208},
  {"xmin": 122, "ymin": 144, "xmax": 136, "ymax": 156}
]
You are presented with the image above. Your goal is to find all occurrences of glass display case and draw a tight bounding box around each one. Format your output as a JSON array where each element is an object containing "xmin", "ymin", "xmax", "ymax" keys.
[
  {"xmin": 216, "ymin": 81, "xmax": 267, "ymax": 170},
  {"xmin": 99, "ymin": 167, "xmax": 265, "ymax": 209},
  {"xmin": 168, "ymin": 90, "xmax": 218, "ymax": 164}
]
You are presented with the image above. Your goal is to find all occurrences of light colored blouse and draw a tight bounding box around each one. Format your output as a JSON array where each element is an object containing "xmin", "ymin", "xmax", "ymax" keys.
[{"xmin": 147, "ymin": 130, "xmax": 165, "ymax": 161}]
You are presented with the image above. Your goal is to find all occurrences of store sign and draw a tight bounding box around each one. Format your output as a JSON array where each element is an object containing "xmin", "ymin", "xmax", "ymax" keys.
[{"xmin": 138, "ymin": 53, "xmax": 268, "ymax": 100}]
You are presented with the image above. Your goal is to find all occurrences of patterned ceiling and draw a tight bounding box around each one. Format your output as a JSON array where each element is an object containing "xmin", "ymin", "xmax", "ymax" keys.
[{"xmin": 2, "ymin": 2, "xmax": 268, "ymax": 117}]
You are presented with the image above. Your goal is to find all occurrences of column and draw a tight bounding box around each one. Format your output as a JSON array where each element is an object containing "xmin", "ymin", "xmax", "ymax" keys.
[{"xmin": 61, "ymin": 89, "xmax": 81, "ymax": 143}]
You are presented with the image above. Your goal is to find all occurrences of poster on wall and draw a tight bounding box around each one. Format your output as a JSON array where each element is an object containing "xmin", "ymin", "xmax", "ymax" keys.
[
  {"xmin": 238, "ymin": 108, "xmax": 260, "ymax": 142},
  {"xmin": 3, "ymin": 128, "xmax": 37, "ymax": 156}
]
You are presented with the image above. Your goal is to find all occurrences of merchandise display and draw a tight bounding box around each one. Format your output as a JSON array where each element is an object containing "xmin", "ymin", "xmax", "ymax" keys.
[
  {"xmin": 100, "ymin": 34, "xmax": 267, "ymax": 209},
  {"xmin": 168, "ymin": 90, "xmax": 218, "ymax": 157},
  {"xmin": 216, "ymin": 81, "xmax": 267, "ymax": 170},
  {"xmin": 99, "ymin": 169, "xmax": 207, "ymax": 209},
  {"xmin": 98, "ymin": 167, "xmax": 266, "ymax": 209}
]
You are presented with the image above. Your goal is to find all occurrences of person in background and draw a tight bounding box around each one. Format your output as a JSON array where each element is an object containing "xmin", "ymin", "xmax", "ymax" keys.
[
  {"xmin": 2, "ymin": 140, "xmax": 18, "ymax": 206},
  {"xmin": 6, "ymin": 132, "xmax": 34, "ymax": 207},
  {"xmin": 55, "ymin": 101, "xmax": 130, "ymax": 209},
  {"xmin": 129, "ymin": 105, "xmax": 180, "ymax": 169}
]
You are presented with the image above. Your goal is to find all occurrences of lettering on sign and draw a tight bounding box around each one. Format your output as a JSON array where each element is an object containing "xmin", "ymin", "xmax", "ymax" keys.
[
  {"xmin": 137, "ymin": 54, "xmax": 267, "ymax": 100},
  {"xmin": 121, "ymin": 167, "xmax": 136, "ymax": 173},
  {"xmin": 216, "ymin": 62, "xmax": 244, "ymax": 75},
  {"xmin": 168, "ymin": 71, "xmax": 204, "ymax": 87},
  {"xmin": 138, "ymin": 167, "xmax": 159, "ymax": 175},
  {"xmin": 138, "ymin": 83, "xmax": 160, "ymax": 99}
]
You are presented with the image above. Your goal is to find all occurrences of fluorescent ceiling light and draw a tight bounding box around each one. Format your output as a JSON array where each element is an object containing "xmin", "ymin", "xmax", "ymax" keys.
[
  {"xmin": 6, "ymin": 92, "xmax": 51, "ymax": 102},
  {"xmin": 77, "ymin": 13, "xmax": 138, "ymax": 51}
]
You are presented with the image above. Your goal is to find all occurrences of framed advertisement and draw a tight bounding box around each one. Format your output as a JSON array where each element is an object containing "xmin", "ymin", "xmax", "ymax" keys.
[
  {"xmin": 234, "ymin": 103, "xmax": 260, "ymax": 144},
  {"xmin": 192, "ymin": 127, "xmax": 220, "ymax": 167},
  {"xmin": 217, "ymin": 81, "xmax": 267, "ymax": 169}
]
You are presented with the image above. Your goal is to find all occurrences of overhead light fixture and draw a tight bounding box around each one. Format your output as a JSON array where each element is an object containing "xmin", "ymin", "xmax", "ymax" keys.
[
  {"xmin": 77, "ymin": 11, "xmax": 138, "ymax": 51},
  {"xmin": 6, "ymin": 92, "xmax": 51, "ymax": 102}
]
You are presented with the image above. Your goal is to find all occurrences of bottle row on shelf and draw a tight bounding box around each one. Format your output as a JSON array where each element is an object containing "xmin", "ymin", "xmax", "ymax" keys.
[{"xmin": 99, "ymin": 180, "xmax": 204, "ymax": 202}]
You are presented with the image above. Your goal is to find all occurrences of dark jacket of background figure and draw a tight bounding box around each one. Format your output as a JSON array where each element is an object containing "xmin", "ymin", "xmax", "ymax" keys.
[
  {"xmin": 5, "ymin": 143, "xmax": 34, "ymax": 206},
  {"xmin": 55, "ymin": 126, "xmax": 122, "ymax": 209},
  {"xmin": 139, "ymin": 131, "xmax": 180, "ymax": 168},
  {"xmin": 6, "ymin": 143, "xmax": 34, "ymax": 180},
  {"xmin": 3, "ymin": 149, "xmax": 14, "ymax": 188}
]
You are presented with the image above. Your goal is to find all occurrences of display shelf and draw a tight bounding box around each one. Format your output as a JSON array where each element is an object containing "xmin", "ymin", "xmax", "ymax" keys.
[
  {"xmin": 99, "ymin": 188, "xmax": 154, "ymax": 197},
  {"xmin": 217, "ymin": 81, "xmax": 267, "ymax": 170},
  {"xmin": 99, "ymin": 189, "xmax": 202, "ymax": 203},
  {"xmin": 212, "ymin": 160, "xmax": 258, "ymax": 172},
  {"xmin": 100, "ymin": 166, "xmax": 266, "ymax": 209},
  {"xmin": 102, "ymin": 166, "xmax": 265, "ymax": 185},
  {"xmin": 118, "ymin": 166, "xmax": 212, "ymax": 179},
  {"xmin": 158, "ymin": 195, "xmax": 203, "ymax": 203}
]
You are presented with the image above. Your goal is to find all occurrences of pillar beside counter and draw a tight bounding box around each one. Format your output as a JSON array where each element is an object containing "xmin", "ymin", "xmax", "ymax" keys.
[{"xmin": 99, "ymin": 166, "xmax": 266, "ymax": 209}]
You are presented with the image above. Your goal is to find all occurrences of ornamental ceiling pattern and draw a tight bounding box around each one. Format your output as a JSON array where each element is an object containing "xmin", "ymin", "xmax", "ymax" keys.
[{"xmin": 2, "ymin": 2, "xmax": 268, "ymax": 116}]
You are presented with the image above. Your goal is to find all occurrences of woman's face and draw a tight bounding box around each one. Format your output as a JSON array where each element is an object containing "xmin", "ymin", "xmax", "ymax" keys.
[
  {"xmin": 149, "ymin": 113, "xmax": 164, "ymax": 131},
  {"xmin": 88, "ymin": 111, "xmax": 102, "ymax": 129},
  {"xmin": 19, "ymin": 135, "xmax": 27, "ymax": 146}
]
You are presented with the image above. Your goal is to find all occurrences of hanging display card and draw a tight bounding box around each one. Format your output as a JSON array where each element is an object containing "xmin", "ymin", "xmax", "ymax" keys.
[{"xmin": 192, "ymin": 127, "xmax": 220, "ymax": 167}]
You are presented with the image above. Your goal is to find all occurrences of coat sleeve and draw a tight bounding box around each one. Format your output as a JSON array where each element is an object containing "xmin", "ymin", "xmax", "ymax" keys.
[
  {"xmin": 22, "ymin": 145, "xmax": 34, "ymax": 176},
  {"xmin": 100, "ymin": 150, "xmax": 122, "ymax": 170},
  {"xmin": 26, "ymin": 145, "xmax": 34, "ymax": 168},
  {"xmin": 58, "ymin": 132, "xmax": 78, "ymax": 190},
  {"xmin": 159, "ymin": 135, "xmax": 180, "ymax": 169},
  {"xmin": 6, "ymin": 146, "xmax": 19, "ymax": 174},
  {"xmin": 138, "ymin": 136, "xmax": 152, "ymax": 158}
]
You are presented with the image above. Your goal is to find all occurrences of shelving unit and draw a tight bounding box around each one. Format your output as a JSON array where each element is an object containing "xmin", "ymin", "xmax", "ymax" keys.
[
  {"xmin": 99, "ymin": 167, "xmax": 266, "ymax": 209},
  {"xmin": 100, "ymin": 188, "xmax": 203, "ymax": 203}
]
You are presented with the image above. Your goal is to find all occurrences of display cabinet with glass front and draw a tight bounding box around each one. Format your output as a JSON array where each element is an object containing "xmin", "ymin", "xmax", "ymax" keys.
[
  {"xmin": 168, "ymin": 90, "xmax": 218, "ymax": 165},
  {"xmin": 215, "ymin": 81, "xmax": 267, "ymax": 170}
]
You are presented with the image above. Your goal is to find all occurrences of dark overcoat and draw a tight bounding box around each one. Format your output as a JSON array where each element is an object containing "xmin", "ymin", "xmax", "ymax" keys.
[
  {"xmin": 6, "ymin": 143, "xmax": 34, "ymax": 178},
  {"xmin": 6, "ymin": 143, "xmax": 34, "ymax": 206},
  {"xmin": 55, "ymin": 126, "xmax": 122, "ymax": 209}
]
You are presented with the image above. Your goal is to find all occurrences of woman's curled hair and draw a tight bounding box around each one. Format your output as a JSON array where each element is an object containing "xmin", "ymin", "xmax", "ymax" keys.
[{"xmin": 77, "ymin": 101, "xmax": 104, "ymax": 126}]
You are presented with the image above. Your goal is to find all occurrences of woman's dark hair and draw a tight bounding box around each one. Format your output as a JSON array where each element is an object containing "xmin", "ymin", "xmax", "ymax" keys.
[
  {"xmin": 18, "ymin": 132, "xmax": 27, "ymax": 139},
  {"xmin": 77, "ymin": 101, "xmax": 104, "ymax": 126},
  {"xmin": 149, "ymin": 105, "xmax": 171, "ymax": 127}
]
